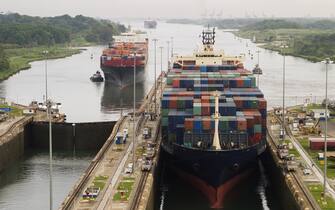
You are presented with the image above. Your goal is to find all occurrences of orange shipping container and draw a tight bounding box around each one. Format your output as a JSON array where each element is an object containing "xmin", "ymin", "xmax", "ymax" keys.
[
  {"xmin": 237, "ymin": 117, "xmax": 247, "ymax": 131},
  {"xmin": 185, "ymin": 119, "xmax": 193, "ymax": 130},
  {"xmin": 202, "ymin": 118, "xmax": 211, "ymax": 130}
]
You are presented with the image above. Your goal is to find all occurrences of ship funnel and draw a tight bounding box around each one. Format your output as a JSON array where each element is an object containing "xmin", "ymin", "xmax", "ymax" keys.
[{"xmin": 212, "ymin": 91, "xmax": 222, "ymax": 150}]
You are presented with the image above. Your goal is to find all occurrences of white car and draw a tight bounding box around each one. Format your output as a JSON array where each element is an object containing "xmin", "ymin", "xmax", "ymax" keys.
[
  {"xmin": 303, "ymin": 168, "xmax": 312, "ymax": 175},
  {"xmin": 124, "ymin": 163, "xmax": 133, "ymax": 174}
]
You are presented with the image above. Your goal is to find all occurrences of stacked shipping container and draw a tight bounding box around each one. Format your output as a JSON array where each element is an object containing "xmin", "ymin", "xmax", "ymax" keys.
[{"xmin": 161, "ymin": 65, "xmax": 267, "ymax": 150}]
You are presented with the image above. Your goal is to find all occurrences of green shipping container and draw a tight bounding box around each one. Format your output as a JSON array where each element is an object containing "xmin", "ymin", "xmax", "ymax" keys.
[
  {"xmin": 177, "ymin": 100, "xmax": 185, "ymax": 109},
  {"xmin": 162, "ymin": 117, "xmax": 168, "ymax": 126},
  {"xmin": 254, "ymin": 124, "xmax": 262, "ymax": 133},
  {"xmin": 162, "ymin": 109, "xmax": 169, "ymax": 117},
  {"xmin": 193, "ymin": 104, "xmax": 201, "ymax": 116}
]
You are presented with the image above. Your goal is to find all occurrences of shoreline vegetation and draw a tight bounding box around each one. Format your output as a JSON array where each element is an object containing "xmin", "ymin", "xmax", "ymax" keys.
[
  {"xmin": 1, "ymin": 46, "xmax": 82, "ymax": 81},
  {"xmin": 0, "ymin": 13, "xmax": 127, "ymax": 80},
  {"xmin": 168, "ymin": 18, "xmax": 335, "ymax": 63}
]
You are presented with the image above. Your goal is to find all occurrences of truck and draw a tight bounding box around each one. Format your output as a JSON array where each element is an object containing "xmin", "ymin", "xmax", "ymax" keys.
[
  {"xmin": 143, "ymin": 127, "xmax": 152, "ymax": 139},
  {"xmin": 115, "ymin": 132, "xmax": 123, "ymax": 144},
  {"xmin": 141, "ymin": 160, "xmax": 152, "ymax": 171}
]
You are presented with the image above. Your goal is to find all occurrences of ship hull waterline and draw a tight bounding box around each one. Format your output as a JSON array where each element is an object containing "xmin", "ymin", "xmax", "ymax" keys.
[{"xmin": 100, "ymin": 66, "xmax": 145, "ymax": 85}]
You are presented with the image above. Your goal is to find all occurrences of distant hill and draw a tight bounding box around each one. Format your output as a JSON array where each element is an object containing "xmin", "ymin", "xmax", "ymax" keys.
[
  {"xmin": 241, "ymin": 19, "xmax": 302, "ymax": 31},
  {"xmin": 0, "ymin": 13, "xmax": 127, "ymax": 46}
]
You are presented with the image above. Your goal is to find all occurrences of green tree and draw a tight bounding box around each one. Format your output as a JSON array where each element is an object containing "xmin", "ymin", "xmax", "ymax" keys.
[{"xmin": 0, "ymin": 45, "xmax": 10, "ymax": 71}]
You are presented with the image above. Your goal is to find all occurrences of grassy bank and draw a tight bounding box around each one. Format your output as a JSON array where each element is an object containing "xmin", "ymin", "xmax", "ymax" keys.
[
  {"xmin": 0, "ymin": 46, "xmax": 81, "ymax": 81},
  {"xmin": 308, "ymin": 184, "xmax": 335, "ymax": 210},
  {"xmin": 235, "ymin": 28, "xmax": 335, "ymax": 62}
]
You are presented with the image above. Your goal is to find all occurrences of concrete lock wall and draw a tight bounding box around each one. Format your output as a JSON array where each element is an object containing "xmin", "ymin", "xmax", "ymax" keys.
[
  {"xmin": 28, "ymin": 121, "xmax": 116, "ymax": 151},
  {"xmin": 0, "ymin": 129, "xmax": 26, "ymax": 173}
]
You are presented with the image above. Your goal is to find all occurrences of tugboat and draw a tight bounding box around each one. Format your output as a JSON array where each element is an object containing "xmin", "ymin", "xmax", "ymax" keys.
[{"xmin": 90, "ymin": 71, "xmax": 104, "ymax": 82}]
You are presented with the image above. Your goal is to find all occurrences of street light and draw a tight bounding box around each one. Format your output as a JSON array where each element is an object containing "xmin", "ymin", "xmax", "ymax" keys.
[
  {"xmin": 132, "ymin": 52, "xmax": 136, "ymax": 173},
  {"xmin": 256, "ymin": 50, "xmax": 261, "ymax": 87},
  {"xmin": 43, "ymin": 49, "xmax": 53, "ymax": 210},
  {"xmin": 170, "ymin": 37, "xmax": 174, "ymax": 58},
  {"xmin": 321, "ymin": 58, "xmax": 333, "ymax": 196},
  {"xmin": 153, "ymin": 38, "xmax": 158, "ymax": 116},
  {"xmin": 159, "ymin": 46, "xmax": 163, "ymax": 99},
  {"xmin": 280, "ymin": 44, "xmax": 288, "ymax": 142},
  {"xmin": 167, "ymin": 41, "xmax": 170, "ymax": 71}
]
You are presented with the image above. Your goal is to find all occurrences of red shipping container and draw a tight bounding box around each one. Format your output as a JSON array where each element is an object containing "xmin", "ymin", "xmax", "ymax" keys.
[
  {"xmin": 185, "ymin": 118, "xmax": 193, "ymax": 130},
  {"xmin": 201, "ymin": 104, "xmax": 211, "ymax": 116},
  {"xmin": 169, "ymin": 97, "xmax": 177, "ymax": 109},
  {"xmin": 172, "ymin": 79, "xmax": 180, "ymax": 88},
  {"xmin": 254, "ymin": 133, "xmax": 262, "ymax": 143},
  {"xmin": 236, "ymin": 78, "xmax": 244, "ymax": 88},
  {"xmin": 237, "ymin": 117, "xmax": 247, "ymax": 131},
  {"xmin": 258, "ymin": 98, "xmax": 267, "ymax": 109},
  {"xmin": 202, "ymin": 118, "xmax": 211, "ymax": 130},
  {"xmin": 233, "ymin": 97, "xmax": 243, "ymax": 108},
  {"xmin": 245, "ymin": 116, "xmax": 255, "ymax": 129}
]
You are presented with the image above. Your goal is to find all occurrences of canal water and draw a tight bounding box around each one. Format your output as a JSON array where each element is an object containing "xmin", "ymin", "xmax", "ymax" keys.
[{"xmin": 0, "ymin": 20, "xmax": 334, "ymax": 209}]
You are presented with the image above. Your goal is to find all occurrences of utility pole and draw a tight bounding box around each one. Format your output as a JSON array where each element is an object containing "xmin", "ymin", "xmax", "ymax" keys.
[
  {"xmin": 170, "ymin": 37, "xmax": 174, "ymax": 58},
  {"xmin": 167, "ymin": 41, "xmax": 170, "ymax": 71},
  {"xmin": 280, "ymin": 45, "xmax": 288, "ymax": 142},
  {"xmin": 132, "ymin": 52, "xmax": 136, "ymax": 173},
  {"xmin": 44, "ymin": 49, "xmax": 53, "ymax": 210},
  {"xmin": 322, "ymin": 58, "xmax": 333, "ymax": 196},
  {"xmin": 159, "ymin": 46, "xmax": 163, "ymax": 99},
  {"xmin": 256, "ymin": 50, "xmax": 261, "ymax": 87},
  {"xmin": 153, "ymin": 38, "xmax": 158, "ymax": 116}
]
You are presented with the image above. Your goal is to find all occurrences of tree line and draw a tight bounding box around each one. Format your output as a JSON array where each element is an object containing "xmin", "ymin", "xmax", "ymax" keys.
[{"xmin": 0, "ymin": 13, "xmax": 127, "ymax": 46}]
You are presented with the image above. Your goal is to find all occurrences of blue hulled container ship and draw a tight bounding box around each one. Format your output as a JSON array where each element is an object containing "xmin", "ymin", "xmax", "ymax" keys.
[{"xmin": 161, "ymin": 28, "xmax": 267, "ymax": 208}]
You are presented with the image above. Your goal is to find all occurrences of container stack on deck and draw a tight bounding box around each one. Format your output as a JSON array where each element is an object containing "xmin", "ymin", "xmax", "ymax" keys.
[{"xmin": 161, "ymin": 65, "xmax": 267, "ymax": 149}]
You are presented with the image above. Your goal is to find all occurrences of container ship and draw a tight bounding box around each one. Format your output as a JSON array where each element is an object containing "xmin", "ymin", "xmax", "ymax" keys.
[
  {"xmin": 144, "ymin": 20, "xmax": 157, "ymax": 29},
  {"xmin": 100, "ymin": 32, "xmax": 148, "ymax": 83},
  {"xmin": 161, "ymin": 28, "xmax": 267, "ymax": 208}
]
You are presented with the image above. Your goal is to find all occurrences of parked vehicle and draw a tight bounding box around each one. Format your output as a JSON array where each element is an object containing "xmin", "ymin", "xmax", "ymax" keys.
[
  {"xmin": 143, "ymin": 127, "xmax": 152, "ymax": 139},
  {"xmin": 141, "ymin": 160, "xmax": 152, "ymax": 171},
  {"xmin": 115, "ymin": 132, "xmax": 123, "ymax": 144},
  {"xmin": 124, "ymin": 163, "xmax": 133, "ymax": 174}
]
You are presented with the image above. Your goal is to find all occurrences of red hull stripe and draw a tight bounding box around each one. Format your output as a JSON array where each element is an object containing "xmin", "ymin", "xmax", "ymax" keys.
[{"xmin": 176, "ymin": 169, "xmax": 252, "ymax": 208}]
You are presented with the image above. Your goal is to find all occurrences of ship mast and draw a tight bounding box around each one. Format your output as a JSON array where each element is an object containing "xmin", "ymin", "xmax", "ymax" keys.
[
  {"xmin": 202, "ymin": 26, "xmax": 215, "ymax": 52},
  {"xmin": 212, "ymin": 91, "xmax": 222, "ymax": 150}
]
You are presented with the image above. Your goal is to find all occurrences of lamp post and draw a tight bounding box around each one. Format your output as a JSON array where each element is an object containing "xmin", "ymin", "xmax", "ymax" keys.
[
  {"xmin": 170, "ymin": 37, "xmax": 174, "ymax": 58},
  {"xmin": 153, "ymin": 38, "xmax": 158, "ymax": 116},
  {"xmin": 159, "ymin": 46, "xmax": 163, "ymax": 99},
  {"xmin": 280, "ymin": 45, "xmax": 288, "ymax": 142},
  {"xmin": 43, "ymin": 50, "xmax": 53, "ymax": 210},
  {"xmin": 256, "ymin": 50, "xmax": 261, "ymax": 87},
  {"xmin": 321, "ymin": 58, "xmax": 333, "ymax": 195},
  {"xmin": 132, "ymin": 52, "xmax": 136, "ymax": 173},
  {"xmin": 167, "ymin": 41, "xmax": 170, "ymax": 71}
]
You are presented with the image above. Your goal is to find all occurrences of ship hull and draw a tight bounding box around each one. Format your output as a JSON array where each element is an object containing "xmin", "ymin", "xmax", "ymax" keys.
[
  {"xmin": 162, "ymin": 140, "xmax": 266, "ymax": 208},
  {"xmin": 100, "ymin": 66, "xmax": 145, "ymax": 85}
]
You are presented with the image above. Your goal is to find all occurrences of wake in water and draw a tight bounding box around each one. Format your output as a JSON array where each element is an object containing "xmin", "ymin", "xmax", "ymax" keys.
[{"xmin": 257, "ymin": 160, "xmax": 270, "ymax": 210}]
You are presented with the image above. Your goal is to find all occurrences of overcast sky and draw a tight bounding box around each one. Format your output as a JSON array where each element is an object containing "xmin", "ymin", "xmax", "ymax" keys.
[{"xmin": 1, "ymin": 0, "xmax": 335, "ymax": 19}]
